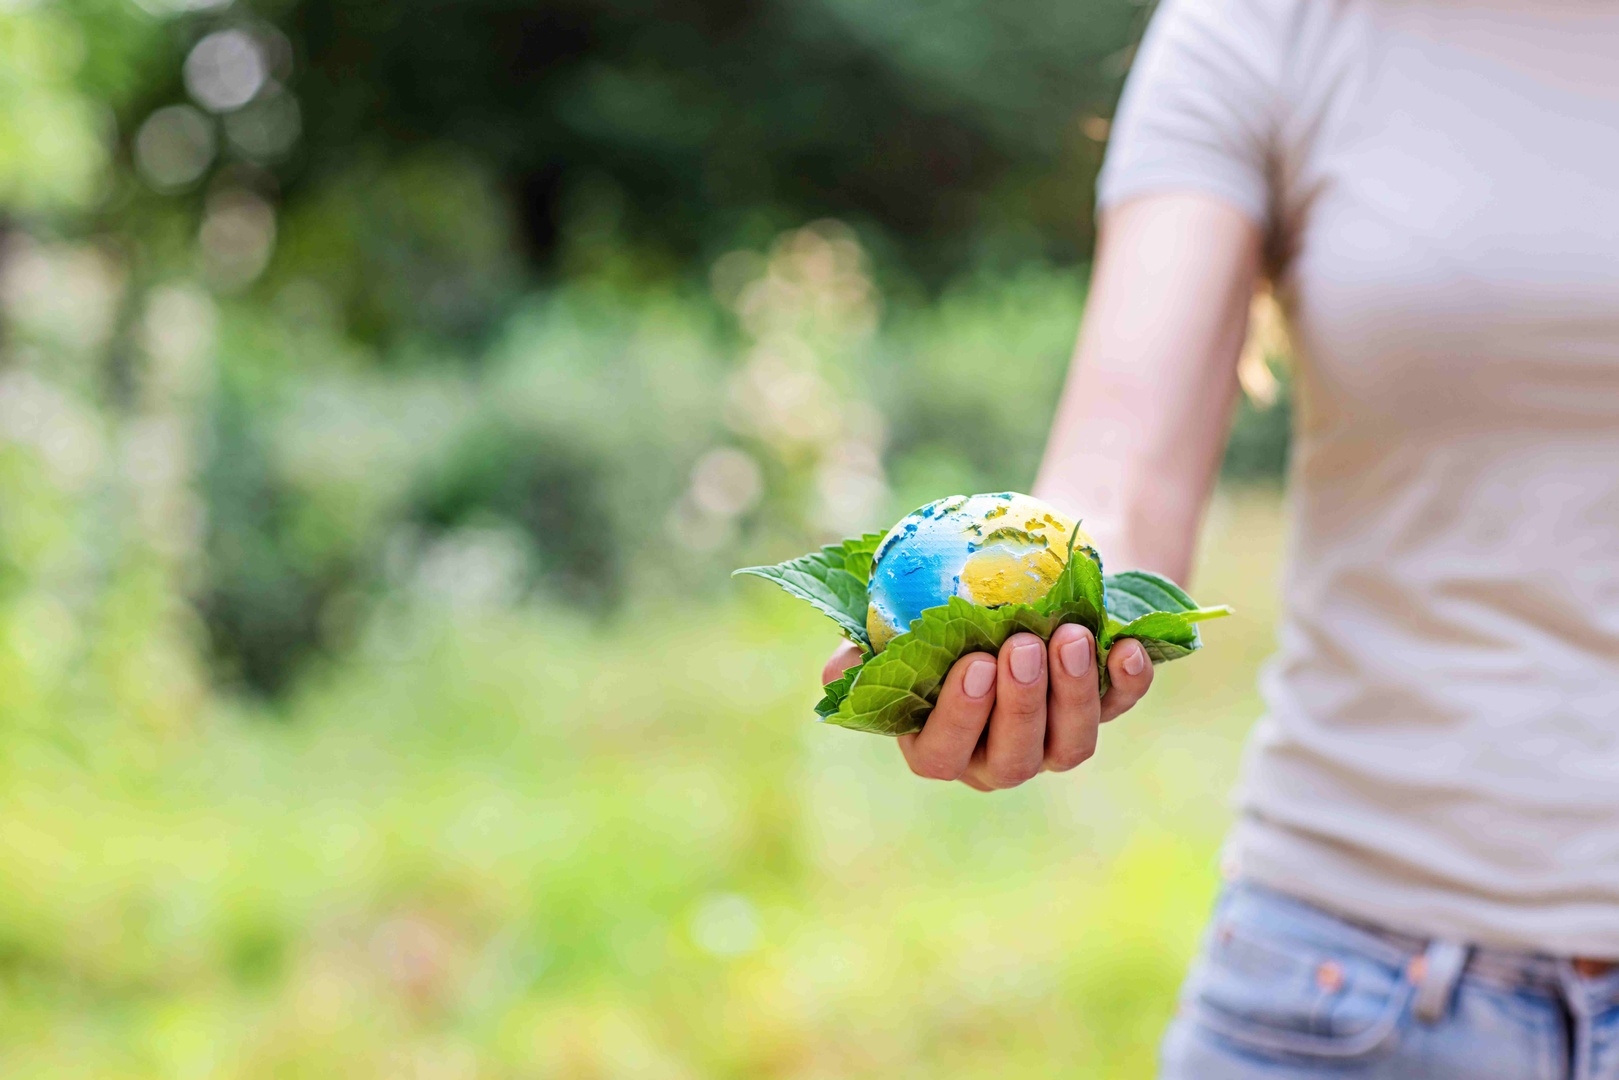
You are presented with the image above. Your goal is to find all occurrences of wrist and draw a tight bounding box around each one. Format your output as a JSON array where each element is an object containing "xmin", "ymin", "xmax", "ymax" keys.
[{"xmin": 1030, "ymin": 477, "xmax": 1197, "ymax": 582}]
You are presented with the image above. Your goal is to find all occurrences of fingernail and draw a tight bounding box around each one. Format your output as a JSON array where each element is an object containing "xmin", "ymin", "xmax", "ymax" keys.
[
  {"xmin": 1059, "ymin": 635, "xmax": 1092, "ymax": 678},
  {"xmin": 1121, "ymin": 642, "xmax": 1146, "ymax": 677},
  {"xmin": 963, "ymin": 659, "xmax": 996, "ymax": 698},
  {"xmin": 1010, "ymin": 641, "xmax": 1043, "ymax": 684}
]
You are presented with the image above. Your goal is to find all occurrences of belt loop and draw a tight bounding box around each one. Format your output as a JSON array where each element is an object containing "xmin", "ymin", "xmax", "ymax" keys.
[{"xmin": 1411, "ymin": 939, "xmax": 1470, "ymax": 1025}]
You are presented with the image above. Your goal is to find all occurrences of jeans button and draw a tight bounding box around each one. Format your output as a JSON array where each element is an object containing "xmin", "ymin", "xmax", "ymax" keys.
[{"xmin": 1573, "ymin": 958, "xmax": 1616, "ymax": 979}]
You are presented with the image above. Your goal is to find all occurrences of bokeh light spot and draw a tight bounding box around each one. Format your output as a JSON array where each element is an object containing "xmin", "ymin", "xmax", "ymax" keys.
[
  {"xmin": 184, "ymin": 29, "xmax": 268, "ymax": 113},
  {"xmin": 199, "ymin": 188, "xmax": 277, "ymax": 290},
  {"xmin": 134, "ymin": 105, "xmax": 215, "ymax": 191},
  {"xmin": 690, "ymin": 447, "xmax": 763, "ymax": 518}
]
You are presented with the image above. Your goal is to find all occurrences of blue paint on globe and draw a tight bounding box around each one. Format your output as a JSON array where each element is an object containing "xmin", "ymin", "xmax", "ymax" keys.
[{"xmin": 866, "ymin": 510, "xmax": 965, "ymax": 645}]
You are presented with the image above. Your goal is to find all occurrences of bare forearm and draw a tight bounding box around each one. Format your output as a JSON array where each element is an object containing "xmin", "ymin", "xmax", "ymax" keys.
[
  {"xmin": 1033, "ymin": 404, "xmax": 1215, "ymax": 582},
  {"xmin": 1032, "ymin": 194, "xmax": 1263, "ymax": 583}
]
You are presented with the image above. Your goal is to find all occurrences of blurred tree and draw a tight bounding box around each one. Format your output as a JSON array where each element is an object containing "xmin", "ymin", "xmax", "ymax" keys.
[
  {"xmin": 0, "ymin": 0, "xmax": 1288, "ymax": 703},
  {"xmin": 281, "ymin": 0, "xmax": 1142, "ymax": 286}
]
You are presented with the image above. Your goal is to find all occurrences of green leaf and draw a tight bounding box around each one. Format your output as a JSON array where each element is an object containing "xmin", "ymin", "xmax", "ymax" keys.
[
  {"xmin": 836, "ymin": 532, "xmax": 884, "ymax": 585},
  {"xmin": 1111, "ymin": 611, "xmax": 1198, "ymax": 655},
  {"xmin": 1104, "ymin": 569, "xmax": 1196, "ymax": 621},
  {"xmin": 1095, "ymin": 569, "xmax": 1231, "ymax": 691},
  {"xmin": 1103, "ymin": 569, "xmax": 1233, "ymax": 623},
  {"xmin": 815, "ymin": 662, "xmax": 862, "ymax": 718},
  {"xmin": 733, "ymin": 532, "xmax": 884, "ymax": 647},
  {"xmin": 1102, "ymin": 569, "xmax": 1229, "ymax": 644},
  {"xmin": 827, "ymin": 597, "xmax": 1104, "ymax": 736},
  {"xmin": 1036, "ymin": 524, "xmax": 1106, "ymax": 619}
]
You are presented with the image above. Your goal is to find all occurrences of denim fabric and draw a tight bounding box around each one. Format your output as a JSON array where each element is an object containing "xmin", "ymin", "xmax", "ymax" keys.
[{"xmin": 1160, "ymin": 881, "xmax": 1619, "ymax": 1080}]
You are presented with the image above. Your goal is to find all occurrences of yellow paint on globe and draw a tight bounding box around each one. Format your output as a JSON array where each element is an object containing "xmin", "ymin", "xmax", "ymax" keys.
[{"xmin": 958, "ymin": 542, "xmax": 1062, "ymax": 606}]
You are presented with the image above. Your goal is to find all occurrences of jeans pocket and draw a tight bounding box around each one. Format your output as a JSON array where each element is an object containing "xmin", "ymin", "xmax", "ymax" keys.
[{"xmin": 1183, "ymin": 885, "xmax": 1417, "ymax": 1063}]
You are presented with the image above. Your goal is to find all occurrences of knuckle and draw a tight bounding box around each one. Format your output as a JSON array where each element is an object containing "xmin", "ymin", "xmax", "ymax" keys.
[
  {"xmin": 937, "ymin": 700, "xmax": 990, "ymax": 732},
  {"xmin": 910, "ymin": 755, "xmax": 961, "ymax": 782},
  {"xmin": 1004, "ymin": 706, "xmax": 1043, "ymax": 729},
  {"xmin": 999, "ymin": 689, "xmax": 1046, "ymax": 724},
  {"xmin": 989, "ymin": 760, "xmax": 1040, "ymax": 788},
  {"xmin": 1052, "ymin": 671, "xmax": 1100, "ymax": 705},
  {"xmin": 1048, "ymin": 744, "xmax": 1095, "ymax": 772},
  {"xmin": 1068, "ymin": 700, "xmax": 1102, "ymax": 729}
]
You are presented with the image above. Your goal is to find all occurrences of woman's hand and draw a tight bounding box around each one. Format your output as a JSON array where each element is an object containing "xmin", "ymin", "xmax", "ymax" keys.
[
  {"xmin": 815, "ymin": 196, "xmax": 1255, "ymax": 792},
  {"xmin": 820, "ymin": 627, "xmax": 1154, "ymax": 790}
]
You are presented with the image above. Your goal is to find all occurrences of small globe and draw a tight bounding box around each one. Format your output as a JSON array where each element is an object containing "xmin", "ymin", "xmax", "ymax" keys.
[{"xmin": 865, "ymin": 492, "xmax": 1092, "ymax": 652}]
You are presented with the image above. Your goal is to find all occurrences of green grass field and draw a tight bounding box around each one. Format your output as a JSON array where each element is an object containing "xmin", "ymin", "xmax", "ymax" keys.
[{"xmin": 0, "ymin": 491, "xmax": 1285, "ymax": 1079}]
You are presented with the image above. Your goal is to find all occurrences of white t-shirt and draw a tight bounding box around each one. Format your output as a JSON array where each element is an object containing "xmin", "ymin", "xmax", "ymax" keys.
[{"xmin": 1100, "ymin": 0, "xmax": 1619, "ymax": 955}]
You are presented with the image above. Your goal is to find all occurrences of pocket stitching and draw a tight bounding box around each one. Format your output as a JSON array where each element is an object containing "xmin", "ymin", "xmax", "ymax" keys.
[{"xmin": 1190, "ymin": 977, "xmax": 1416, "ymax": 1061}]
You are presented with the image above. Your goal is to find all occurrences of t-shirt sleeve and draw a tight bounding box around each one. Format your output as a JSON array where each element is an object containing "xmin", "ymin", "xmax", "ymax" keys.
[{"xmin": 1096, "ymin": 0, "xmax": 1292, "ymax": 227}]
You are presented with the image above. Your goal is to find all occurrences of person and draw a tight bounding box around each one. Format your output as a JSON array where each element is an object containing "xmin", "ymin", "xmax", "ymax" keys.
[{"xmin": 823, "ymin": 0, "xmax": 1619, "ymax": 1074}]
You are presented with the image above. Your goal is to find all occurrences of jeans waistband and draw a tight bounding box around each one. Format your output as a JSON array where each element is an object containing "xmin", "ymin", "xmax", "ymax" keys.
[{"xmin": 1237, "ymin": 880, "xmax": 1571, "ymax": 994}]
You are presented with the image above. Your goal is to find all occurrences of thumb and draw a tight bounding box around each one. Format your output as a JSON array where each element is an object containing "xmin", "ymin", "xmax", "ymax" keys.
[{"xmin": 822, "ymin": 641, "xmax": 864, "ymax": 685}]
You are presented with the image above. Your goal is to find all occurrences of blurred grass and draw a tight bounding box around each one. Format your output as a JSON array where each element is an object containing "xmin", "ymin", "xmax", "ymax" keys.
[{"xmin": 0, "ymin": 489, "xmax": 1283, "ymax": 1079}]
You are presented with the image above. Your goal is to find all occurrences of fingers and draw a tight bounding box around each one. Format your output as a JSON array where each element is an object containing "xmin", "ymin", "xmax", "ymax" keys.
[
  {"xmin": 898, "ymin": 650, "xmax": 998, "ymax": 781},
  {"xmin": 1100, "ymin": 638, "xmax": 1154, "ymax": 723},
  {"xmin": 821, "ymin": 641, "xmax": 864, "ymax": 686},
  {"xmin": 961, "ymin": 633, "xmax": 1048, "ymax": 789},
  {"xmin": 1044, "ymin": 622, "xmax": 1100, "ymax": 771},
  {"xmin": 897, "ymin": 630, "xmax": 1154, "ymax": 790}
]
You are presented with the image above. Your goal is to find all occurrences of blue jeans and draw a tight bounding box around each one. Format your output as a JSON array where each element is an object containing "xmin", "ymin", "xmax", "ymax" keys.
[{"xmin": 1161, "ymin": 881, "xmax": 1619, "ymax": 1079}]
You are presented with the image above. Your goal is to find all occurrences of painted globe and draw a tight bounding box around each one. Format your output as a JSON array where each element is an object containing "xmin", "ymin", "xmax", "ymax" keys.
[{"xmin": 864, "ymin": 492, "xmax": 1092, "ymax": 652}]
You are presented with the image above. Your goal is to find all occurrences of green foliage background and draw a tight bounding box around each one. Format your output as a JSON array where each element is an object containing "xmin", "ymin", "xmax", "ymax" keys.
[{"xmin": 0, "ymin": 0, "xmax": 1291, "ymax": 1074}]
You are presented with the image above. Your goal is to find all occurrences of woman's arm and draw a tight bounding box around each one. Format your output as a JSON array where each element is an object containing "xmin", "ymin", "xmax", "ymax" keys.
[
  {"xmin": 825, "ymin": 190, "xmax": 1262, "ymax": 790},
  {"xmin": 1034, "ymin": 192, "xmax": 1263, "ymax": 583}
]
